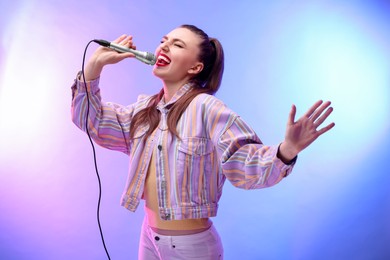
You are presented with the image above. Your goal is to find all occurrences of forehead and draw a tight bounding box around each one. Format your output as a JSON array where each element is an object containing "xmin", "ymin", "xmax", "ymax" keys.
[{"xmin": 165, "ymin": 27, "xmax": 201, "ymax": 45}]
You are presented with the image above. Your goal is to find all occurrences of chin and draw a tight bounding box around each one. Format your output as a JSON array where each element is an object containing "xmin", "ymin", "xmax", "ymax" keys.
[
  {"xmin": 152, "ymin": 69, "xmax": 162, "ymax": 79},
  {"xmin": 152, "ymin": 68, "xmax": 168, "ymax": 80}
]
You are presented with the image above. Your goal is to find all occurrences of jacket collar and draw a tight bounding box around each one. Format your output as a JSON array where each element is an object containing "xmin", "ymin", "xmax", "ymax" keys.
[{"xmin": 156, "ymin": 83, "xmax": 192, "ymax": 110}]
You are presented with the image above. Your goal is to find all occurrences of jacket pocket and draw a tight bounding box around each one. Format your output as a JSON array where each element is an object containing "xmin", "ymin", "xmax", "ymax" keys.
[{"xmin": 178, "ymin": 137, "xmax": 214, "ymax": 156}]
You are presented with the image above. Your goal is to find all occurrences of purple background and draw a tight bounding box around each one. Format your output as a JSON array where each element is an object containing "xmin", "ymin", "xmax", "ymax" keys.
[{"xmin": 1, "ymin": 1, "xmax": 389, "ymax": 259}]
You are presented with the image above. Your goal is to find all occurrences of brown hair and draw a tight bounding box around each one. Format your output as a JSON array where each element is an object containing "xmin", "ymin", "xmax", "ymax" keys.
[{"xmin": 129, "ymin": 24, "xmax": 224, "ymax": 140}]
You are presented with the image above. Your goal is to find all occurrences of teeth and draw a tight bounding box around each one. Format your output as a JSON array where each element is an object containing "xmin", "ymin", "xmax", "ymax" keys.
[{"xmin": 158, "ymin": 55, "xmax": 170, "ymax": 64}]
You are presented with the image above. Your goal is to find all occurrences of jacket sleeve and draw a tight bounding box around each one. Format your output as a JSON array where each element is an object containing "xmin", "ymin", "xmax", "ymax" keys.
[
  {"xmin": 213, "ymin": 107, "xmax": 296, "ymax": 190},
  {"xmin": 71, "ymin": 75, "xmax": 137, "ymax": 155}
]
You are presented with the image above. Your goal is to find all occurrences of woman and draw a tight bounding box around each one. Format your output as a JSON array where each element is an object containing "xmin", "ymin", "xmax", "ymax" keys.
[{"xmin": 71, "ymin": 24, "xmax": 334, "ymax": 259}]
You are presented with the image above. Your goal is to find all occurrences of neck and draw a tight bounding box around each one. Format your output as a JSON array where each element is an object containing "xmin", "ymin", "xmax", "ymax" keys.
[{"xmin": 162, "ymin": 78, "xmax": 190, "ymax": 103}]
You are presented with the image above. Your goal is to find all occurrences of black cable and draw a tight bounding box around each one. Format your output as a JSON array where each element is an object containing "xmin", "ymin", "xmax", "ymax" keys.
[{"xmin": 80, "ymin": 40, "xmax": 111, "ymax": 260}]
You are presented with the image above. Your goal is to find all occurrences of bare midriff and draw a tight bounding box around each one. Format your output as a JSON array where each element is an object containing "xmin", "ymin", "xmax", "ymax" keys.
[{"xmin": 142, "ymin": 149, "xmax": 212, "ymax": 236}]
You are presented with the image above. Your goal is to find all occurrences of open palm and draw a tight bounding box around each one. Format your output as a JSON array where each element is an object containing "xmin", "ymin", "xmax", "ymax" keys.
[{"xmin": 282, "ymin": 100, "xmax": 335, "ymax": 158}]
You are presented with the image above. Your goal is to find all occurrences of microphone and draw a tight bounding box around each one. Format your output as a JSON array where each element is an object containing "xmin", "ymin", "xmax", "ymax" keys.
[{"xmin": 93, "ymin": 39, "xmax": 156, "ymax": 65}]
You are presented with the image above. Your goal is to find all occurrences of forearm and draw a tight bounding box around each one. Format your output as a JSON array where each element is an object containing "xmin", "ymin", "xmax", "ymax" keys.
[
  {"xmin": 218, "ymin": 118, "xmax": 296, "ymax": 190},
  {"xmin": 221, "ymin": 143, "xmax": 295, "ymax": 189},
  {"xmin": 79, "ymin": 56, "xmax": 104, "ymax": 81}
]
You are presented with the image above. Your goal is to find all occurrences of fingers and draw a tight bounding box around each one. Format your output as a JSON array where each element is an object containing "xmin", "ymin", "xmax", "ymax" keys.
[
  {"xmin": 113, "ymin": 34, "xmax": 136, "ymax": 49},
  {"xmin": 100, "ymin": 34, "xmax": 136, "ymax": 60},
  {"xmin": 313, "ymin": 106, "xmax": 333, "ymax": 127},
  {"xmin": 317, "ymin": 122, "xmax": 336, "ymax": 136},
  {"xmin": 303, "ymin": 100, "xmax": 323, "ymax": 118},
  {"xmin": 302, "ymin": 100, "xmax": 333, "ymax": 125},
  {"xmin": 113, "ymin": 34, "xmax": 128, "ymax": 43},
  {"xmin": 299, "ymin": 100, "xmax": 335, "ymax": 132},
  {"xmin": 310, "ymin": 100, "xmax": 335, "ymax": 135},
  {"xmin": 311, "ymin": 101, "xmax": 331, "ymax": 121},
  {"xmin": 288, "ymin": 104, "xmax": 296, "ymax": 125}
]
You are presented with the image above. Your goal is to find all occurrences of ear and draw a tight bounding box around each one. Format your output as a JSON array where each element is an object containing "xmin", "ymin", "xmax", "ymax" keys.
[{"xmin": 188, "ymin": 62, "xmax": 204, "ymax": 75}]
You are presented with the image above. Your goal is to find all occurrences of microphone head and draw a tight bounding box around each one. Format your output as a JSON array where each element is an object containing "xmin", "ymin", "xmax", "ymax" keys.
[{"xmin": 146, "ymin": 52, "xmax": 157, "ymax": 65}]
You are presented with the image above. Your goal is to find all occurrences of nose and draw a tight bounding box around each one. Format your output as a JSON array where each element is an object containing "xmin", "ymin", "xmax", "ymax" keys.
[{"xmin": 160, "ymin": 41, "xmax": 169, "ymax": 52}]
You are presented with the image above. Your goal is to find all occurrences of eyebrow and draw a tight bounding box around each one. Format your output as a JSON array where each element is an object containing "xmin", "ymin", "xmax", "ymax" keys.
[{"xmin": 162, "ymin": 36, "xmax": 187, "ymax": 46}]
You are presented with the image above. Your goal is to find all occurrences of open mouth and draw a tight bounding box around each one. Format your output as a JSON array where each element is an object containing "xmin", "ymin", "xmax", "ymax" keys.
[{"xmin": 156, "ymin": 53, "xmax": 171, "ymax": 66}]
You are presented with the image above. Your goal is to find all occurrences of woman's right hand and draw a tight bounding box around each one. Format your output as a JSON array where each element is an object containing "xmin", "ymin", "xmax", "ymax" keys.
[{"xmin": 83, "ymin": 34, "xmax": 137, "ymax": 81}]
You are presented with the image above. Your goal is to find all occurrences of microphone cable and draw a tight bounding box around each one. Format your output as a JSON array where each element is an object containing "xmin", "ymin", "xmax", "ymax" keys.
[{"xmin": 80, "ymin": 40, "xmax": 111, "ymax": 260}]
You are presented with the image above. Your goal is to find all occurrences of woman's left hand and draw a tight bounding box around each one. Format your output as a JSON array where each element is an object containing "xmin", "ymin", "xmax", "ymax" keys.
[{"xmin": 278, "ymin": 100, "xmax": 335, "ymax": 162}]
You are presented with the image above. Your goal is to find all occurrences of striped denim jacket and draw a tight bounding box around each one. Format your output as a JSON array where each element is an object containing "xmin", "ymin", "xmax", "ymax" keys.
[{"xmin": 71, "ymin": 76, "xmax": 295, "ymax": 220}]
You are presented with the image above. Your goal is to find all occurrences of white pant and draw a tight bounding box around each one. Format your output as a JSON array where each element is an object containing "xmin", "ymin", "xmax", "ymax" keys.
[{"xmin": 138, "ymin": 216, "xmax": 224, "ymax": 260}]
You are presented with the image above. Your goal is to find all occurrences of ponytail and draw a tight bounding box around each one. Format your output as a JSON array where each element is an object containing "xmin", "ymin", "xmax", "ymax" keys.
[{"xmin": 204, "ymin": 38, "xmax": 224, "ymax": 94}]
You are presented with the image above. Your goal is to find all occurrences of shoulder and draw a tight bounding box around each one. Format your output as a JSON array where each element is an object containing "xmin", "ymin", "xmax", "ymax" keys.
[
  {"xmin": 133, "ymin": 93, "xmax": 154, "ymax": 109},
  {"xmin": 191, "ymin": 93, "xmax": 239, "ymax": 137},
  {"xmin": 137, "ymin": 94, "xmax": 153, "ymax": 103},
  {"xmin": 104, "ymin": 93, "xmax": 154, "ymax": 116},
  {"xmin": 192, "ymin": 93, "xmax": 226, "ymax": 110},
  {"xmin": 192, "ymin": 93, "xmax": 237, "ymax": 117}
]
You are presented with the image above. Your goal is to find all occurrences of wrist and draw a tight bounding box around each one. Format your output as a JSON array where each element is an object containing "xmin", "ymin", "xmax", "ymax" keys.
[
  {"xmin": 278, "ymin": 142, "xmax": 298, "ymax": 164},
  {"xmin": 84, "ymin": 58, "xmax": 103, "ymax": 81}
]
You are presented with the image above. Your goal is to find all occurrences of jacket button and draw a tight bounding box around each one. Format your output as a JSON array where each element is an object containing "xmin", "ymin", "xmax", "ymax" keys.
[
  {"xmin": 158, "ymin": 145, "xmax": 162, "ymax": 151},
  {"xmin": 155, "ymin": 236, "xmax": 160, "ymax": 241}
]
